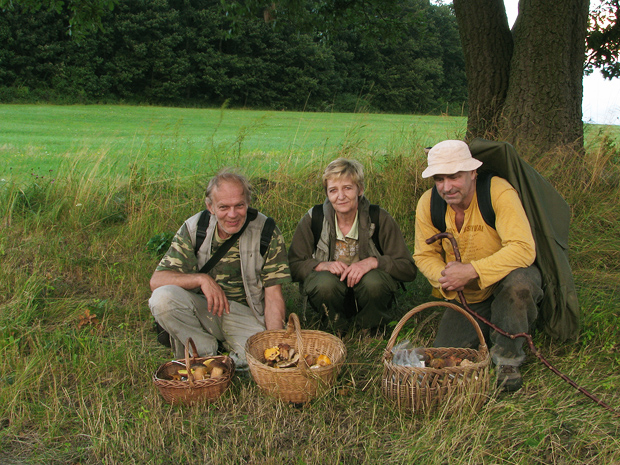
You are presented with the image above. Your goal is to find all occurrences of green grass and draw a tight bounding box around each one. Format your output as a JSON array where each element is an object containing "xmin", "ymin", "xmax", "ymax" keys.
[
  {"xmin": 1, "ymin": 105, "xmax": 619, "ymax": 464},
  {"xmin": 1, "ymin": 104, "xmax": 468, "ymax": 183}
]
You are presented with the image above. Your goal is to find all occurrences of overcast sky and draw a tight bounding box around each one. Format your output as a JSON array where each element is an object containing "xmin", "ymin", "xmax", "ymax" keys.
[{"xmin": 503, "ymin": 0, "xmax": 620, "ymax": 125}]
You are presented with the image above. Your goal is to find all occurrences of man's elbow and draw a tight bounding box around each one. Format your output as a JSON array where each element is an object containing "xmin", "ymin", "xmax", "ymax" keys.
[{"xmin": 149, "ymin": 272, "xmax": 162, "ymax": 292}]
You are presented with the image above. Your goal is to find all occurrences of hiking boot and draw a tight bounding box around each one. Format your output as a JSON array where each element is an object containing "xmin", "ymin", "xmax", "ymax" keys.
[{"xmin": 497, "ymin": 365, "xmax": 523, "ymax": 392}]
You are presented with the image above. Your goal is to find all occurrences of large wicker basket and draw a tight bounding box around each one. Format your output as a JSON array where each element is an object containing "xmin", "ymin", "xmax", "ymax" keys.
[
  {"xmin": 153, "ymin": 338, "xmax": 235, "ymax": 405},
  {"xmin": 245, "ymin": 313, "xmax": 346, "ymax": 404},
  {"xmin": 382, "ymin": 301, "xmax": 490, "ymax": 415}
]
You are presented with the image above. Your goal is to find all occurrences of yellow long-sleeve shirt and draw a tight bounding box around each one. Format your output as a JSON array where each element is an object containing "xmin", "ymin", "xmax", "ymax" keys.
[{"xmin": 414, "ymin": 176, "xmax": 536, "ymax": 303}]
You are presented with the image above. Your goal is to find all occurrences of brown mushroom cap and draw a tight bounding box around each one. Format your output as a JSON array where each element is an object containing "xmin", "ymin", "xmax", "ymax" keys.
[
  {"xmin": 209, "ymin": 360, "xmax": 228, "ymax": 378},
  {"xmin": 192, "ymin": 365, "xmax": 208, "ymax": 380}
]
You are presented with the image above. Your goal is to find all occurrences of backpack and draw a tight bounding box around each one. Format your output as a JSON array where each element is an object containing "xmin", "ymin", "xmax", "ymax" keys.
[
  {"xmin": 194, "ymin": 207, "xmax": 275, "ymax": 258},
  {"xmin": 310, "ymin": 203, "xmax": 382, "ymax": 254},
  {"xmin": 429, "ymin": 138, "xmax": 580, "ymax": 341}
]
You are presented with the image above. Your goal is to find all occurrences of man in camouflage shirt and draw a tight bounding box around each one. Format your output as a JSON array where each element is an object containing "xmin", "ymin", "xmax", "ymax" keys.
[{"xmin": 149, "ymin": 169, "xmax": 290, "ymax": 367}]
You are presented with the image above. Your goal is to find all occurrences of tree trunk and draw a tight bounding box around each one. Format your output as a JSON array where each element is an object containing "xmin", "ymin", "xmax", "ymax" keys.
[
  {"xmin": 454, "ymin": 0, "xmax": 589, "ymax": 156},
  {"xmin": 501, "ymin": 0, "xmax": 589, "ymax": 155},
  {"xmin": 453, "ymin": 0, "xmax": 513, "ymax": 139}
]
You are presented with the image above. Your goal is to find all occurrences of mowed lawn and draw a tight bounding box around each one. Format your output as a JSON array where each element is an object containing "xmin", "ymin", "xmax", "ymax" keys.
[{"xmin": 1, "ymin": 104, "xmax": 469, "ymax": 182}]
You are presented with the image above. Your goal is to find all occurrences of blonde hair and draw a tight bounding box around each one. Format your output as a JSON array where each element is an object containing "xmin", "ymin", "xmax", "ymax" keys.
[
  {"xmin": 205, "ymin": 168, "xmax": 252, "ymax": 206},
  {"xmin": 322, "ymin": 158, "xmax": 365, "ymax": 192}
]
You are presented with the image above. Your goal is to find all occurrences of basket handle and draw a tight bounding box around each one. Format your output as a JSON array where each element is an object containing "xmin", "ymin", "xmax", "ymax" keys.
[
  {"xmin": 183, "ymin": 337, "xmax": 200, "ymax": 387},
  {"xmin": 284, "ymin": 313, "xmax": 309, "ymax": 375},
  {"xmin": 384, "ymin": 301, "xmax": 488, "ymax": 355}
]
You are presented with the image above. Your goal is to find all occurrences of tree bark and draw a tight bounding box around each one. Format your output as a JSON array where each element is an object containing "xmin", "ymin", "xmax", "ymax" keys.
[
  {"xmin": 501, "ymin": 0, "xmax": 589, "ymax": 155},
  {"xmin": 453, "ymin": 0, "xmax": 513, "ymax": 139},
  {"xmin": 455, "ymin": 0, "xmax": 589, "ymax": 156}
]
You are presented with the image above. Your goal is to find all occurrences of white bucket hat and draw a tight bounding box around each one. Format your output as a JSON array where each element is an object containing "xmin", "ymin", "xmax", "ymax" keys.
[{"xmin": 421, "ymin": 140, "xmax": 483, "ymax": 178}]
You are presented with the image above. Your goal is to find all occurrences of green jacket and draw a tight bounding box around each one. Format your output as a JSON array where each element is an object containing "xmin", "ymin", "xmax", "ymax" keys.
[
  {"xmin": 288, "ymin": 196, "xmax": 417, "ymax": 284},
  {"xmin": 469, "ymin": 138, "xmax": 580, "ymax": 340}
]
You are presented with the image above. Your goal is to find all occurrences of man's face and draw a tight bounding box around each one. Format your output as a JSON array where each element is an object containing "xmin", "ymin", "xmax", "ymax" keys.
[
  {"xmin": 326, "ymin": 176, "xmax": 362, "ymax": 217},
  {"xmin": 206, "ymin": 180, "xmax": 248, "ymax": 239},
  {"xmin": 433, "ymin": 170, "xmax": 477, "ymax": 210}
]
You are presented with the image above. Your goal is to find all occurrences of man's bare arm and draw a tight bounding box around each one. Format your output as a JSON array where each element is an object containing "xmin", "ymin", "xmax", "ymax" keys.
[
  {"xmin": 150, "ymin": 270, "xmax": 230, "ymax": 316},
  {"xmin": 263, "ymin": 284, "xmax": 286, "ymax": 330}
]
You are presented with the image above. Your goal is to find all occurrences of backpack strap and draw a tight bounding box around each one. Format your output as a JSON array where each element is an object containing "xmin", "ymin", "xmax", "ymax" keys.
[
  {"xmin": 429, "ymin": 172, "xmax": 496, "ymax": 231},
  {"xmin": 194, "ymin": 209, "xmax": 211, "ymax": 254},
  {"xmin": 311, "ymin": 204, "xmax": 324, "ymax": 250},
  {"xmin": 369, "ymin": 204, "xmax": 382, "ymax": 255},
  {"xmin": 260, "ymin": 217, "xmax": 276, "ymax": 257},
  {"xmin": 430, "ymin": 186, "xmax": 447, "ymax": 232},
  {"xmin": 476, "ymin": 171, "xmax": 496, "ymax": 230}
]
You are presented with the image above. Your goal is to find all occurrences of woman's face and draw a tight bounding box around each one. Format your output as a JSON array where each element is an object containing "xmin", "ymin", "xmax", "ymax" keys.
[{"xmin": 326, "ymin": 176, "xmax": 362, "ymax": 217}]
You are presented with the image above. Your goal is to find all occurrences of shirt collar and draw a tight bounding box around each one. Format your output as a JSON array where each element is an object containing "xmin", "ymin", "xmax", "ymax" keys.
[{"xmin": 335, "ymin": 211, "xmax": 359, "ymax": 241}]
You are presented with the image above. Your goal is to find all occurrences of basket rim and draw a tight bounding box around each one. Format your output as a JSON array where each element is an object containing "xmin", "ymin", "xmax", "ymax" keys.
[{"xmin": 383, "ymin": 301, "xmax": 488, "ymax": 360}]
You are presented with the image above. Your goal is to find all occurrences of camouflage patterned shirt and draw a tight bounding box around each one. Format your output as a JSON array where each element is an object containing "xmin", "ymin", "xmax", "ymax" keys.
[{"xmin": 156, "ymin": 221, "xmax": 290, "ymax": 305}]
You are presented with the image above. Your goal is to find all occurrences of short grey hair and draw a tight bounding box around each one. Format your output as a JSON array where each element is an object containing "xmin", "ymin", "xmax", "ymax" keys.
[
  {"xmin": 205, "ymin": 168, "xmax": 252, "ymax": 205},
  {"xmin": 322, "ymin": 158, "xmax": 365, "ymax": 193}
]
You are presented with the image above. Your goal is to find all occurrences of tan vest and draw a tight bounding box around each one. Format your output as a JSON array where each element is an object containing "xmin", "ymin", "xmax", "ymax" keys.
[{"xmin": 185, "ymin": 210, "xmax": 268, "ymax": 319}]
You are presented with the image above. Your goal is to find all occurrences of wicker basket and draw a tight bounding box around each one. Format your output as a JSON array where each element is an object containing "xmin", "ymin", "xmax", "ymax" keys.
[
  {"xmin": 382, "ymin": 301, "xmax": 490, "ymax": 415},
  {"xmin": 245, "ymin": 313, "xmax": 346, "ymax": 404},
  {"xmin": 153, "ymin": 338, "xmax": 235, "ymax": 405}
]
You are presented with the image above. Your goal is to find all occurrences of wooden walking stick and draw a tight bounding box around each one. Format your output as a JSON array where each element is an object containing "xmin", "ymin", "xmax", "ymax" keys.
[{"xmin": 426, "ymin": 232, "xmax": 618, "ymax": 417}]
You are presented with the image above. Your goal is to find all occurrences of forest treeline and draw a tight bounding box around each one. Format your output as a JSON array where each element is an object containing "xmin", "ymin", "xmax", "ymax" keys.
[{"xmin": 0, "ymin": 0, "xmax": 466, "ymax": 114}]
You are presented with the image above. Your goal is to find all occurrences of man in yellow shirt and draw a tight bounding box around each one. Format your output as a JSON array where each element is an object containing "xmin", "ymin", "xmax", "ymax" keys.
[{"xmin": 414, "ymin": 140, "xmax": 543, "ymax": 391}]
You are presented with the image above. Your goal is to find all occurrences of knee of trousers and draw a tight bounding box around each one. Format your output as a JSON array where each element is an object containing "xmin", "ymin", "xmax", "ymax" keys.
[
  {"xmin": 303, "ymin": 271, "xmax": 346, "ymax": 299},
  {"xmin": 354, "ymin": 270, "xmax": 397, "ymax": 303},
  {"xmin": 496, "ymin": 267, "xmax": 543, "ymax": 300},
  {"xmin": 149, "ymin": 285, "xmax": 196, "ymax": 322},
  {"xmin": 494, "ymin": 271, "xmax": 541, "ymax": 323}
]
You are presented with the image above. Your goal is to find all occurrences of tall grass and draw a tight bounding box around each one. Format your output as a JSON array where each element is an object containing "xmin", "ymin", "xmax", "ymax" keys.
[{"xmin": 0, "ymin": 113, "xmax": 619, "ymax": 464}]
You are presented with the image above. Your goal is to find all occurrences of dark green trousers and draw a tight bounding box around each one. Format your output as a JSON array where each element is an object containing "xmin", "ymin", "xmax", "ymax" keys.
[
  {"xmin": 433, "ymin": 265, "xmax": 543, "ymax": 367},
  {"xmin": 303, "ymin": 269, "xmax": 399, "ymax": 330}
]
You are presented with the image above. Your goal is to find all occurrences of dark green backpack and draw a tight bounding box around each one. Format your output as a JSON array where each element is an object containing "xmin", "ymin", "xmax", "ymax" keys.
[{"xmin": 429, "ymin": 138, "xmax": 580, "ymax": 341}]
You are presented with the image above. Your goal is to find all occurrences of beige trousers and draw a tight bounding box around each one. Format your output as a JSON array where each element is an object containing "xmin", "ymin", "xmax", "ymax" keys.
[{"xmin": 149, "ymin": 284, "xmax": 266, "ymax": 367}]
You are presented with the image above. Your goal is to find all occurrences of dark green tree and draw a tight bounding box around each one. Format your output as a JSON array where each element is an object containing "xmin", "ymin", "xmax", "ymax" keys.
[{"xmin": 0, "ymin": 0, "xmax": 463, "ymax": 112}]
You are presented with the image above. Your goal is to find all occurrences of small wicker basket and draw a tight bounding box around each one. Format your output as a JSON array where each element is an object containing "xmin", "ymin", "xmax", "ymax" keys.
[
  {"xmin": 245, "ymin": 313, "xmax": 346, "ymax": 404},
  {"xmin": 382, "ymin": 301, "xmax": 490, "ymax": 415},
  {"xmin": 153, "ymin": 338, "xmax": 235, "ymax": 405}
]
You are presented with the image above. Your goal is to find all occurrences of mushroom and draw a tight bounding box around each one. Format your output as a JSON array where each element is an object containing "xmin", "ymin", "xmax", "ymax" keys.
[
  {"xmin": 277, "ymin": 343, "xmax": 292, "ymax": 360},
  {"xmin": 264, "ymin": 347, "xmax": 280, "ymax": 362},
  {"xmin": 316, "ymin": 354, "xmax": 332, "ymax": 367},
  {"xmin": 209, "ymin": 360, "xmax": 228, "ymax": 378},
  {"xmin": 275, "ymin": 352, "xmax": 300, "ymax": 368},
  {"xmin": 192, "ymin": 365, "xmax": 208, "ymax": 380},
  {"xmin": 444, "ymin": 355, "xmax": 462, "ymax": 367}
]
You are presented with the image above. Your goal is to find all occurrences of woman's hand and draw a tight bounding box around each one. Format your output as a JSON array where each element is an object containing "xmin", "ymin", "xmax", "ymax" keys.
[
  {"xmin": 314, "ymin": 260, "xmax": 348, "ymax": 276},
  {"xmin": 340, "ymin": 257, "xmax": 378, "ymax": 287}
]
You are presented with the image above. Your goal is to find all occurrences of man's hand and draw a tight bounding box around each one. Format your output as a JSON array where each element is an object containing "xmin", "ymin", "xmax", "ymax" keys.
[
  {"xmin": 199, "ymin": 274, "xmax": 230, "ymax": 317},
  {"xmin": 340, "ymin": 257, "xmax": 378, "ymax": 287},
  {"xmin": 150, "ymin": 270, "xmax": 230, "ymax": 316},
  {"xmin": 438, "ymin": 261, "xmax": 478, "ymax": 291}
]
